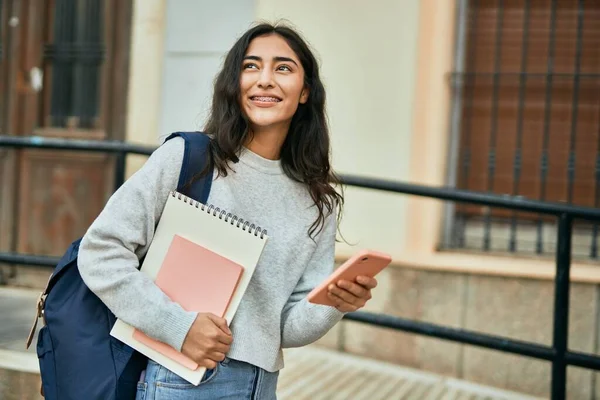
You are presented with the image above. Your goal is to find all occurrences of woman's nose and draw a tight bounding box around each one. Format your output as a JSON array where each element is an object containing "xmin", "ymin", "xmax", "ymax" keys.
[{"xmin": 257, "ymin": 68, "xmax": 275, "ymax": 88}]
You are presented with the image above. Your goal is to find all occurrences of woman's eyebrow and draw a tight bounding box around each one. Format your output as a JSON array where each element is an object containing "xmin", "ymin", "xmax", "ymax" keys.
[{"xmin": 243, "ymin": 55, "xmax": 299, "ymax": 67}]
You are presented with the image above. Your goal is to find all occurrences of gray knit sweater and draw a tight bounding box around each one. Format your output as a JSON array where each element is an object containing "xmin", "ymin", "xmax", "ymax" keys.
[{"xmin": 78, "ymin": 136, "xmax": 344, "ymax": 372}]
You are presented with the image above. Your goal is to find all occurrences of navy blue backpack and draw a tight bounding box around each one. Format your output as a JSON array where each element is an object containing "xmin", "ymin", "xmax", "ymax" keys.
[{"xmin": 25, "ymin": 132, "xmax": 213, "ymax": 400}]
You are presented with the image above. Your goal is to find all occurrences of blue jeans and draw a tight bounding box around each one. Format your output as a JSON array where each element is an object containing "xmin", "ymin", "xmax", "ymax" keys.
[{"xmin": 136, "ymin": 358, "xmax": 279, "ymax": 400}]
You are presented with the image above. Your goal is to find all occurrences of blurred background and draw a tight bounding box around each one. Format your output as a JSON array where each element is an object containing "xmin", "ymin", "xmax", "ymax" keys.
[{"xmin": 1, "ymin": 0, "xmax": 599, "ymax": 399}]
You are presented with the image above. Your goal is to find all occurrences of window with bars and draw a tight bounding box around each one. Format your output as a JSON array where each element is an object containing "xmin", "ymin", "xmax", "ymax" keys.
[
  {"xmin": 0, "ymin": 0, "xmax": 5, "ymax": 131},
  {"xmin": 0, "ymin": 1, "xmax": 3, "ymax": 61},
  {"xmin": 45, "ymin": 0, "xmax": 104, "ymax": 129},
  {"xmin": 444, "ymin": 0, "xmax": 600, "ymax": 261}
]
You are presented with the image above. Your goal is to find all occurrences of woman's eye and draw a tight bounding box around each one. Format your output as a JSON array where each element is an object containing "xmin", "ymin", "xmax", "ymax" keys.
[
  {"xmin": 277, "ymin": 65, "xmax": 292, "ymax": 72},
  {"xmin": 243, "ymin": 63, "xmax": 258, "ymax": 70}
]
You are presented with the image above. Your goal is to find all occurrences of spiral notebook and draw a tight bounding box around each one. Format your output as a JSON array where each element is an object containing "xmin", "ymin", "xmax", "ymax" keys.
[
  {"xmin": 110, "ymin": 191, "xmax": 268, "ymax": 385},
  {"xmin": 131, "ymin": 234, "xmax": 244, "ymax": 371}
]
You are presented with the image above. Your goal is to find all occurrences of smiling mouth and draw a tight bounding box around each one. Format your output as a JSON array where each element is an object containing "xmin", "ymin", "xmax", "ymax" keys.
[{"xmin": 250, "ymin": 96, "xmax": 282, "ymax": 103}]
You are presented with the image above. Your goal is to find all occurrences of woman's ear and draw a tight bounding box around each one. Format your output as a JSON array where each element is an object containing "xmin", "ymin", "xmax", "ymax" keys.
[{"xmin": 299, "ymin": 88, "xmax": 310, "ymax": 104}]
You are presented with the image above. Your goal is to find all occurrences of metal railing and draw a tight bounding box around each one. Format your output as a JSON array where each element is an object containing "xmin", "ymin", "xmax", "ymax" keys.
[{"xmin": 2, "ymin": 135, "xmax": 600, "ymax": 400}]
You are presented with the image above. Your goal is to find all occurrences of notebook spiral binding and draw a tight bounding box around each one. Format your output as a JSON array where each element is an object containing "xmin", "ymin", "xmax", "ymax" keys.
[{"xmin": 170, "ymin": 191, "xmax": 267, "ymax": 239}]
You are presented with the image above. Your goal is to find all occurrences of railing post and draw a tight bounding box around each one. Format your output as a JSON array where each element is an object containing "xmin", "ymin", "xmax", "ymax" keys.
[
  {"xmin": 114, "ymin": 151, "xmax": 126, "ymax": 191},
  {"xmin": 551, "ymin": 213, "xmax": 572, "ymax": 400}
]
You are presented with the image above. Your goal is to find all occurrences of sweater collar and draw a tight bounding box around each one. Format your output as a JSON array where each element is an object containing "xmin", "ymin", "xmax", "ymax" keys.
[{"xmin": 238, "ymin": 147, "xmax": 284, "ymax": 175}]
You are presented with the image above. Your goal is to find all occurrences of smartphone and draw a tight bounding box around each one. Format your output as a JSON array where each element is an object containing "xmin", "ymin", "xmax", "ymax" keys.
[{"xmin": 307, "ymin": 249, "xmax": 392, "ymax": 307}]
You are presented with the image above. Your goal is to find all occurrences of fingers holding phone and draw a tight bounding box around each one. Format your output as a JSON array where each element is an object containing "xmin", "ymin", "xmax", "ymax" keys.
[
  {"xmin": 327, "ymin": 275, "xmax": 378, "ymax": 312},
  {"xmin": 307, "ymin": 249, "xmax": 390, "ymax": 308}
]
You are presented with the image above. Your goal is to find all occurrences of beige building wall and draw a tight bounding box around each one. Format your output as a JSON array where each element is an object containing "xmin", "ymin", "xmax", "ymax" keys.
[
  {"xmin": 126, "ymin": 1, "xmax": 423, "ymax": 261},
  {"xmin": 158, "ymin": 0, "xmax": 255, "ymax": 143},
  {"xmin": 124, "ymin": 0, "xmax": 167, "ymax": 177},
  {"xmin": 255, "ymin": 0, "xmax": 421, "ymax": 260},
  {"xmin": 124, "ymin": 0, "xmax": 255, "ymax": 176}
]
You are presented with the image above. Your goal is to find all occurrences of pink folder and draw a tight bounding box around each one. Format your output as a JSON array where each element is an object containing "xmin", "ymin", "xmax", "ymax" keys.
[{"xmin": 132, "ymin": 234, "xmax": 244, "ymax": 370}]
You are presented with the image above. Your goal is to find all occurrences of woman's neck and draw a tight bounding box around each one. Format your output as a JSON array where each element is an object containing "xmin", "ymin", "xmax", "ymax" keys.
[{"xmin": 245, "ymin": 125, "xmax": 289, "ymax": 160}]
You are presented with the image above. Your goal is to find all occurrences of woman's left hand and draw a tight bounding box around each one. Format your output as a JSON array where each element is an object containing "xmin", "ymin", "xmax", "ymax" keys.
[{"xmin": 327, "ymin": 276, "xmax": 378, "ymax": 313}]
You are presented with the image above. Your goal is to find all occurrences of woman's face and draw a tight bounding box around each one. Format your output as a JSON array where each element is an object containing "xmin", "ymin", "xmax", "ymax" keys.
[{"xmin": 239, "ymin": 34, "xmax": 309, "ymax": 134}]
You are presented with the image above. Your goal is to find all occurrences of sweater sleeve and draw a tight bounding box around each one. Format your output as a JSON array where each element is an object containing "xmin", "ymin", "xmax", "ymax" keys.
[
  {"xmin": 280, "ymin": 209, "xmax": 346, "ymax": 348},
  {"xmin": 78, "ymin": 137, "xmax": 197, "ymax": 351}
]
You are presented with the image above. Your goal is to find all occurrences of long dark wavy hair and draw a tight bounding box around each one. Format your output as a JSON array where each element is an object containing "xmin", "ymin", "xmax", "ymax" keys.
[{"xmin": 200, "ymin": 22, "xmax": 343, "ymax": 239}]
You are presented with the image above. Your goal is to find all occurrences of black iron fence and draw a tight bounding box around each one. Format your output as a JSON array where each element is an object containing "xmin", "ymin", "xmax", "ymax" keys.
[{"xmin": 2, "ymin": 135, "xmax": 600, "ymax": 400}]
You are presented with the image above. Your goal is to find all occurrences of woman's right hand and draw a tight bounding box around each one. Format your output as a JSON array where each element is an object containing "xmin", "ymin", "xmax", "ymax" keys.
[{"xmin": 181, "ymin": 313, "xmax": 233, "ymax": 369}]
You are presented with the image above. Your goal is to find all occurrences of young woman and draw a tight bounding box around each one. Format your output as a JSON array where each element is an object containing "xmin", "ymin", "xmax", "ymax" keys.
[{"xmin": 78, "ymin": 22, "xmax": 378, "ymax": 399}]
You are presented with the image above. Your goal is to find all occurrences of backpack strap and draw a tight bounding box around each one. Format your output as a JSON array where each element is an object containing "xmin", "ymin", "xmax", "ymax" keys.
[{"xmin": 164, "ymin": 131, "xmax": 214, "ymax": 204}]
